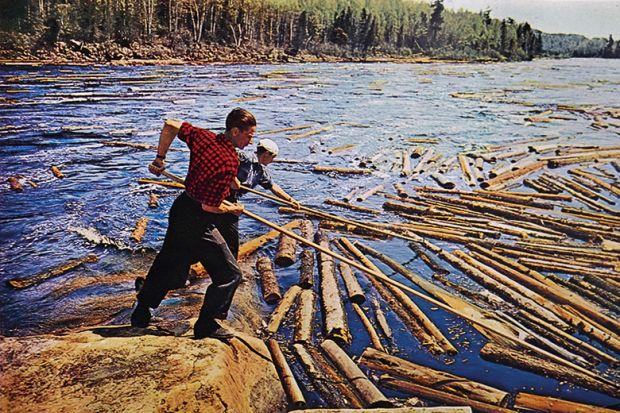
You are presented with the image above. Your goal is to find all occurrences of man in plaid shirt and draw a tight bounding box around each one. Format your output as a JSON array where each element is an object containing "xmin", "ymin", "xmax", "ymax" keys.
[{"xmin": 131, "ymin": 108, "xmax": 256, "ymax": 339}]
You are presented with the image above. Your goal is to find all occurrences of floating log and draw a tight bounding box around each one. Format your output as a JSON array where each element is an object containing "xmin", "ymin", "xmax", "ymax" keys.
[
  {"xmin": 325, "ymin": 199, "xmax": 382, "ymax": 215},
  {"xmin": 352, "ymin": 303, "xmax": 384, "ymax": 351},
  {"xmin": 256, "ymin": 257, "xmax": 282, "ymax": 304},
  {"xmin": 290, "ymin": 408, "xmax": 472, "ymax": 413},
  {"xmin": 514, "ymin": 392, "xmax": 618, "ymax": 413},
  {"xmin": 275, "ymin": 233, "xmax": 298, "ymax": 267},
  {"xmin": 313, "ymin": 165, "xmax": 372, "ymax": 175},
  {"xmin": 343, "ymin": 187, "xmax": 360, "ymax": 202},
  {"xmin": 288, "ymin": 126, "xmax": 333, "ymax": 141},
  {"xmin": 479, "ymin": 342, "xmax": 620, "ymax": 398},
  {"xmin": 329, "ymin": 144, "xmax": 358, "ymax": 155},
  {"xmin": 266, "ymin": 285, "xmax": 302, "ymax": 335},
  {"xmin": 7, "ymin": 176, "xmax": 23, "ymax": 192},
  {"xmin": 569, "ymin": 168, "xmax": 620, "ymax": 198},
  {"xmin": 238, "ymin": 219, "xmax": 302, "ymax": 260},
  {"xmin": 50, "ymin": 165, "xmax": 64, "ymax": 178},
  {"xmin": 408, "ymin": 243, "xmax": 450, "ymax": 275},
  {"xmin": 457, "ymin": 155, "xmax": 476, "ymax": 186},
  {"xmin": 294, "ymin": 289, "xmax": 316, "ymax": 343},
  {"xmin": 319, "ymin": 220, "xmax": 389, "ymax": 240},
  {"xmin": 266, "ymin": 339, "xmax": 306, "ymax": 409},
  {"xmin": 372, "ymin": 296, "xmax": 393, "ymax": 341},
  {"xmin": 394, "ymin": 182, "xmax": 409, "ymax": 198},
  {"xmin": 401, "ymin": 150, "xmax": 412, "ymax": 176},
  {"xmin": 431, "ymin": 172, "xmax": 456, "ymax": 189},
  {"xmin": 411, "ymin": 146, "xmax": 426, "ymax": 158},
  {"xmin": 259, "ymin": 124, "xmax": 312, "ymax": 135},
  {"xmin": 472, "ymin": 166, "xmax": 485, "ymax": 183},
  {"xmin": 316, "ymin": 231, "xmax": 351, "ymax": 345},
  {"xmin": 337, "ymin": 262, "xmax": 365, "ymax": 304},
  {"xmin": 357, "ymin": 184, "xmax": 384, "ymax": 202},
  {"xmin": 359, "ymin": 347, "xmax": 510, "ymax": 406},
  {"xmin": 380, "ymin": 376, "xmax": 515, "ymax": 413},
  {"xmin": 481, "ymin": 161, "xmax": 546, "ymax": 191},
  {"xmin": 300, "ymin": 219, "xmax": 315, "ymax": 243},
  {"xmin": 137, "ymin": 178, "xmax": 185, "ymax": 189},
  {"xmin": 320, "ymin": 340, "xmax": 392, "ymax": 408},
  {"xmin": 130, "ymin": 217, "xmax": 148, "ymax": 243},
  {"xmin": 299, "ymin": 249, "xmax": 315, "ymax": 289},
  {"xmin": 546, "ymin": 150, "xmax": 620, "ymax": 168},
  {"xmin": 148, "ymin": 193, "xmax": 159, "ymax": 208},
  {"xmin": 411, "ymin": 148, "xmax": 437, "ymax": 176},
  {"xmin": 433, "ymin": 273, "xmax": 507, "ymax": 309},
  {"xmin": 7, "ymin": 254, "xmax": 98, "ymax": 289},
  {"xmin": 292, "ymin": 344, "xmax": 355, "ymax": 409}
]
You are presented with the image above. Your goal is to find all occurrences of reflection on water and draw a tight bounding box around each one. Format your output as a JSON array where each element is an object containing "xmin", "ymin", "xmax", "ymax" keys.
[{"xmin": 1, "ymin": 59, "xmax": 619, "ymax": 407}]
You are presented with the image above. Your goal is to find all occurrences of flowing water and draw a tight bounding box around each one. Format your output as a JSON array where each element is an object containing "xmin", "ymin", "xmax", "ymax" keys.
[{"xmin": 1, "ymin": 58, "xmax": 619, "ymax": 408}]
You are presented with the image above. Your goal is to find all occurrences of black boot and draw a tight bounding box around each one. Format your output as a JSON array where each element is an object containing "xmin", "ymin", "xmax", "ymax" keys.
[
  {"xmin": 194, "ymin": 318, "xmax": 234, "ymax": 340},
  {"xmin": 130, "ymin": 302, "xmax": 151, "ymax": 328}
]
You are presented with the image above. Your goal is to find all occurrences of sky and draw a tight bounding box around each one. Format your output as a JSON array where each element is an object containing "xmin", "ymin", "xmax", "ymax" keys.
[{"xmin": 443, "ymin": 0, "xmax": 619, "ymax": 39}]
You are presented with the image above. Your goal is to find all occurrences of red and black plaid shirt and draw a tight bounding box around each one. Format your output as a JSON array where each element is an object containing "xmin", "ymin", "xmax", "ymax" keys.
[{"xmin": 177, "ymin": 122, "xmax": 239, "ymax": 207}]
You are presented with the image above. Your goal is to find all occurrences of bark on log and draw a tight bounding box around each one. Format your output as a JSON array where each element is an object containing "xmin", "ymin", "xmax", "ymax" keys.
[
  {"xmin": 238, "ymin": 220, "xmax": 302, "ymax": 259},
  {"xmin": 514, "ymin": 392, "xmax": 618, "ymax": 413},
  {"xmin": 458, "ymin": 155, "xmax": 476, "ymax": 186},
  {"xmin": 148, "ymin": 192, "xmax": 159, "ymax": 208},
  {"xmin": 394, "ymin": 182, "xmax": 409, "ymax": 198},
  {"xmin": 380, "ymin": 376, "xmax": 515, "ymax": 413},
  {"xmin": 352, "ymin": 303, "xmax": 385, "ymax": 351},
  {"xmin": 130, "ymin": 217, "xmax": 148, "ymax": 243},
  {"xmin": 299, "ymin": 249, "xmax": 315, "ymax": 289},
  {"xmin": 313, "ymin": 165, "xmax": 372, "ymax": 175},
  {"xmin": 337, "ymin": 262, "xmax": 366, "ymax": 304},
  {"xmin": 256, "ymin": 257, "xmax": 282, "ymax": 304},
  {"xmin": 481, "ymin": 161, "xmax": 546, "ymax": 191},
  {"xmin": 266, "ymin": 285, "xmax": 302, "ymax": 335},
  {"xmin": 50, "ymin": 165, "xmax": 65, "ymax": 178},
  {"xmin": 266, "ymin": 339, "xmax": 306, "ymax": 408},
  {"xmin": 7, "ymin": 254, "xmax": 98, "ymax": 289},
  {"xmin": 320, "ymin": 340, "xmax": 392, "ymax": 408},
  {"xmin": 275, "ymin": 233, "xmax": 298, "ymax": 267},
  {"xmin": 317, "ymin": 231, "xmax": 352, "ymax": 345},
  {"xmin": 294, "ymin": 289, "xmax": 316, "ymax": 343},
  {"xmin": 569, "ymin": 168, "xmax": 620, "ymax": 197},
  {"xmin": 137, "ymin": 178, "xmax": 185, "ymax": 189},
  {"xmin": 431, "ymin": 172, "xmax": 456, "ymax": 189},
  {"xmin": 300, "ymin": 219, "xmax": 315, "ymax": 244},
  {"xmin": 408, "ymin": 243, "xmax": 450, "ymax": 275},
  {"xmin": 479, "ymin": 342, "xmax": 620, "ymax": 398},
  {"xmin": 372, "ymin": 296, "xmax": 393, "ymax": 341},
  {"xmin": 359, "ymin": 347, "xmax": 510, "ymax": 406},
  {"xmin": 7, "ymin": 176, "xmax": 23, "ymax": 192},
  {"xmin": 325, "ymin": 199, "xmax": 382, "ymax": 215}
]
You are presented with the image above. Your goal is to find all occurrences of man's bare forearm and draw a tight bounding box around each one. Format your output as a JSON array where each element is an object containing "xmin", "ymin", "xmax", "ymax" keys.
[{"xmin": 156, "ymin": 119, "xmax": 182, "ymax": 158}]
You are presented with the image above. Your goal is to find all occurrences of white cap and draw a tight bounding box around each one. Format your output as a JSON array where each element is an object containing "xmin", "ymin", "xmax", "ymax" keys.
[{"xmin": 257, "ymin": 139, "xmax": 279, "ymax": 156}]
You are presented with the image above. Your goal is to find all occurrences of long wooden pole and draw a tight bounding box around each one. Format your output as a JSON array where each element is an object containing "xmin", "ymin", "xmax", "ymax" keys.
[{"xmin": 157, "ymin": 169, "xmax": 619, "ymax": 388}]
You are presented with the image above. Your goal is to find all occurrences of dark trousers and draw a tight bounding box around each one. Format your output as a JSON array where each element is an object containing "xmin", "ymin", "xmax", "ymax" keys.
[{"xmin": 137, "ymin": 192, "xmax": 242, "ymax": 321}]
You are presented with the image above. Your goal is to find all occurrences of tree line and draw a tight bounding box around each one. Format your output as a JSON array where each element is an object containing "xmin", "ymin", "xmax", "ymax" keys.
[{"xmin": 0, "ymin": 0, "xmax": 613, "ymax": 61}]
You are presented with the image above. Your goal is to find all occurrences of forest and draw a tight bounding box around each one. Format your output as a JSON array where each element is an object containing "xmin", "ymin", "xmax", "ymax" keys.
[{"xmin": 0, "ymin": 0, "xmax": 618, "ymax": 62}]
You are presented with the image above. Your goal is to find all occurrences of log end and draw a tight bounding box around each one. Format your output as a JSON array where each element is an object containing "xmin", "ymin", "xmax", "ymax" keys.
[
  {"xmin": 264, "ymin": 292, "xmax": 282, "ymax": 304},
  {"xmin": 274, "ymin": 257, "xmax": 295, "ymax": 267}
]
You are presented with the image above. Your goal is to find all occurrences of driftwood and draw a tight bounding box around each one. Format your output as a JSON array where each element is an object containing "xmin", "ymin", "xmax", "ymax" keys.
[
  {"xmin": 316, "ymin": 231, "xmax": 351, "ymax": 345},
  {"xmin": 7, "ymin": 176, "xmax": 23, "ymax": 191},
  {"xmin": 7, "ymin": 254, "xmax": 98, "ymax": 289},
  {"xmin": 352, "ymin": 303, "xmax": 385, "ymax": 351},
  {"xmin": 266, "ymin": 285, "xmax": 302, "ymax": 335},
  {"xmin": 130, "ymin": 217, "xmax": 148, "ymax": 243},
  {"xmin": 514, "ymin": 392, "xmax": 618, "ymax": 413},
  {"xmin": 380, "ymin": 376, "xmax": 515, "ymax": 413},
  {"xmin": 50, "ymin": 165, "xmax": 65, "ymax": 178},
  {"xmin": 256, "ymin": 257, "xmax": 282, "ymax": 304},
  {"xmin": 299, "ymin": 249, "xmax": 315, "ymax": 288},
  {"xmin": 359, "ymin": 347, "xmax": 510, "ymax": 406},
  {"xmin": 148, "ymin": 193, "xmax": 159, "ymax": 208},
  {"xmin": 320, "ymin": 340, "xmax": 392, "ymax": 408},
  {"xmin": 294, "ymin": 289, "xmax": 316, "ymax": 343},
  {"xmin": 266, "ymin": 339, "xmax": 306, "ymax": 408},
  {"xmin": 313, "ymin": 165, "xmax": 372, "ymax": 175},
  {"xmin": 337, "ymin": 262, "xmax": 365, "ymax": 304},
  {"xmin": 275, "ymin": 233, "xmax": 298, "ymax": 267},
  {"xmin": 479, "ymin": 341, "xmax": 620, "ymax": 398},
  {"xmin": 238, "ymin": 219, "xmax": 302, "ymax": 259}
]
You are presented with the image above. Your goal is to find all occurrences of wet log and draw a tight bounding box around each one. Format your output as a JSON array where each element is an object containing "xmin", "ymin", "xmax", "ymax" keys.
[
  {"xmin": 299, "ymin": 250, "xmax": 315, "ymax": 289},
  {"xmin": 316, "ymin": 231, "xmax": 351, "ymax": 345},
  {"xmin": 7, "ymin": 254, "xmax": 99, "ymax": 289},
  {"xmin": 352, "ymin": 303, "xmax": 384, "ymax": 351},
  {"xmin": 290, "ymin": 409, "xmax": 471, "ymax": 413},
  {"xmin": 50, "ymin": 165, "xmax": 65, "ymax": 178},
  {"xmin": 7, "ymin": 176, "xmax": 23, "ymax": 192},
  {"xmin": 611, "ymin": 160, "xmax": 620, "ymax": 174},
  {"xmin": 545, "ymin": 150, "xmax": 620, "ymax": 168},
  {"xmin": 238, "ymin": 219, "xmax": 302, "ymax": 260},
  {"xmin": 524, "ymin": 178, "xmax": 556, "ymax": 193},
  {"xmin": 439, "ymin": 155, "xmax": 459, "ymax": 173},
  {"xmin": 275, "ymin": 233, "xmax": 298, "ymax": 267},
  {"xmin": 292, "ymin": 344, "xmax": 355, "ymax": 409},
  {"xmin": 294, "ymin": 289, "xmax": 316, "ymax": 343},
  {"xmin": 357, "ymin": 184, "xmax": 384, "ymax": 202},
  {"xmin": 359, "ymin": 347, "xmax": 510, "ymax": 406},
  {"xmin": 518, "ymin": 257, "xmax": 620, "ymax": 279},
  {"xmin": 288, "ymin": 126, "xmax": 333, "ymax": 141},
  {"xmin": 474, "ymin": 157, "xmax": 484, "ymax": 171},
  {"xmin": 313, "ymin": 165, "xmax": 372, "ymax": 175},
  {"xmin": 130, "ymin": 217, "xmax": 148, "ymax": 243},
  {"xmin": 148, "ymin": 193, "xmax": 159, "ymax": 208},
  {"xmin": 568, "ymin": 277, "xmax": 620, "ymax": 314},
  {"xmin": 514, "ymin": 392, "xmax": 618, "ymax": 413},
  {"xmin": 372, "ymin": 296, "xmax": 393, "ymax": 341},
  {"xmin": 602, "ymin": 239, "xmax": 620, "ymax": 253},
  {"xmin": 256, "ymin": 257, "xmax": 282, "ymax": 304},
  {"xmin": 411, "ymin": 146, "xmax": 426, "ymax": 158},
  {"xmin": 319, "ymin": 220, "xmax": 389, "ymax": 240},
  {"xmin": 380, "ymin": 376, "xmax": 515, "ymax": 413},
  {"xmin": 569, "ymin": 168, "xmax": 620, "ymax": 198},
  {"xmin": 457, "ymin": 155, "xmax": 476, "ymax": 186},
  {"xmin": 401, "ymin": 150, "xmax": 412, "ymax": 176},
  {"xmin": 343, "ymin": 187, "xmax": 360, "ymax": 202},
  {"xmin": 266, "ymin": 339, "xmax": 306, "ymax": 409},
  {"xmin": 325, "ymin": 199, "xmax": 382, "ymax": 215},
  {"xmin": 433, "ymin": 273, "xmax": 507, "ymax": 309},
  {"xmin": 481, "ymin": 161, "xmax": 546, "ymax": 191},
  {"xmin": 472, "ymin": 165, "xmax": 485, "ymax": 182},
  {"xmin": 137, "ymin": 178, "xmax": 185, "ymax": 189},
  {"xmin": 300, "ymin": 219, "xmax": 315, "ymax": 243},
  {"xmin": 259, "ymin": 124, "xmax": 312, "ymax": 135},
  {"xmin": 408, "ymin": 243, "xmax": 450, "ymax": 275},
  {"xmin": 337, "ymin": 262, "xmax": 366, "ymax": 304},
  {"xmin": 266, "ymin": 285, "xmax": 302, "ymax": 335},
  {"xmin": 393, "ymin": 182, "xmax": 409, "ymax": 198},
  {"xmin": 479, "ymin": 342, "xmax": 620, "ymax": 398},
  {"xmin": 320, "ymin": 340, "xmax": 392, "ymax": 408},
  {"xmin": 431, "ymin": 172, "xmax": 456, "ymax": 189}
]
